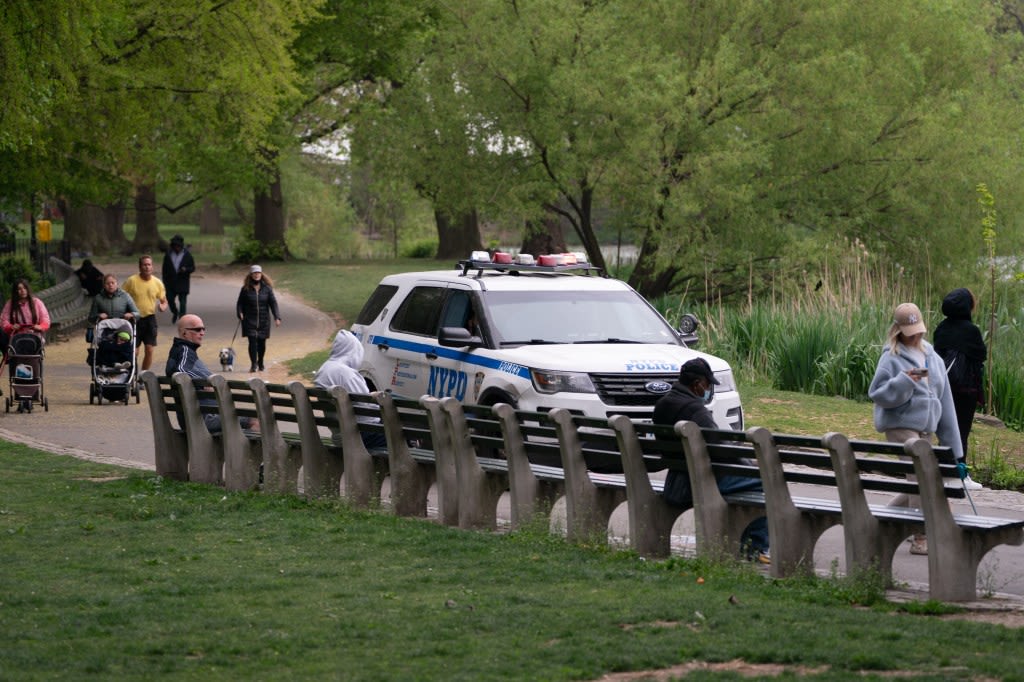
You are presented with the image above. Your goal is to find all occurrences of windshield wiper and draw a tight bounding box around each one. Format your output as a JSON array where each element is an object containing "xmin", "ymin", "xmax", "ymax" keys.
[
  {"xmin": 573, "ymin": 338, "xmax": 643, "ymax": 344},
  {"xmin": 500, "ymin": 339, "xmax": 560, "ymax": 346}
]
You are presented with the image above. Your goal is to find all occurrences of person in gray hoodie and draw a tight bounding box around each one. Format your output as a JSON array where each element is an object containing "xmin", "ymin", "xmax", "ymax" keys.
[
  {"xmin": 313, "ymin": 330, "xmax": 386, "ymax": 450},
  {"xmin": 868, "ymin": 302, "xmax": 965, "ymax": 556}
]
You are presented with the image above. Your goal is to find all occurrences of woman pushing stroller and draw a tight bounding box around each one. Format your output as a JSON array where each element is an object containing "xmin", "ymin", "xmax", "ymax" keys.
[
  {"xmin": 1, "ymin": 278, "xmax": 50, "ymax": 342},
  {"xmin": 0, "ymin": 279, "xmax": 50, "ymax": 413}
]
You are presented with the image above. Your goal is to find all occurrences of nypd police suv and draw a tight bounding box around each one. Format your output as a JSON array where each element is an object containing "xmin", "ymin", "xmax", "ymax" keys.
[{"xmin": 351, "ymin": 251, "xmax": 743, "ymax": 429}]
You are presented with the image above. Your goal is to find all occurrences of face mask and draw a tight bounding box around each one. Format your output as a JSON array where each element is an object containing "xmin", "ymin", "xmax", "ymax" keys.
[{"xmin": 702, "ymin": 389, "xmax": 713, "ymax": 403}]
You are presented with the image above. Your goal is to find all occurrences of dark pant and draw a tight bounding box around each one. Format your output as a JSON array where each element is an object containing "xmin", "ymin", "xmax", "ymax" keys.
[
  {"xmin": 167, "ymin": 290, "xmax": 188, "ymax": 321},
  {"xmin": 247, "ymin": 336, "xmax": 267, "ymax": 367},
  {"xmin": 951, "ymin": 390, "xmax": 979, "ymax": 462}
]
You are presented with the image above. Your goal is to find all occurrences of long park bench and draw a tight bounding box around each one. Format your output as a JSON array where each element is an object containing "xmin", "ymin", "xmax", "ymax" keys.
[
  {"xmin": 38, "ymin": 273, "xmax": 91, "ymax": 342},
  {"xmin": 141, "ymin": 371, "xmax": 1024, "ymax": 601}
]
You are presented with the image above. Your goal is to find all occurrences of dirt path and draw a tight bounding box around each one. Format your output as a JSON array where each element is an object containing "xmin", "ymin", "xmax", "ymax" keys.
[{"xmin": 0, "ymin": 265, "xmax": 335, "ymax": 470}]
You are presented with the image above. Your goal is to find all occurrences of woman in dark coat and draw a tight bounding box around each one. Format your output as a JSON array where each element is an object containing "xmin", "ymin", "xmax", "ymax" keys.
[
  {"xmin": 235, "ymin": 265, "xmax": 281, "ymax": 372},
  {"xmin": 933, "ymin": 287, "xmax": 986, "ymax": 490}
]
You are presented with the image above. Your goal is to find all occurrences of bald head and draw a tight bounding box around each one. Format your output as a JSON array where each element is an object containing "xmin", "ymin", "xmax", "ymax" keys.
[{"xmin": 177, "ymin": 314, "xmax": 206, "ymax": 345}]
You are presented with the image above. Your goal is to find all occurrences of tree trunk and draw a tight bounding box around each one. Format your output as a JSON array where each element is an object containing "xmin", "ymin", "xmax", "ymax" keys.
[
  {"xmin": 521, "ymin": 213, "xmax": 567, "ymax": 257},
  {"xmin": 435, "ymin": 208, "xmax": 482, "ymax": 259},
  {"xmin": 199, "ymin": 198, "xmax": 224, "ymax": 235},
  {"xmin": 131, "ymin": 183, "xmax": 162, "ymax": 253},
  {"xmin": 628, "ymin": 229, "xmax": 679, "ymax": 299},
  {"xmin": 63, "ymin": 200, "xmax": 128, "ymax": 255},
  {"xmin": 550, "ymin": 187, "xmax": 608, "ymax": 271},
  {"xmin": 253, "ymin": 150, "xmax": 286, "ymax": 258}
]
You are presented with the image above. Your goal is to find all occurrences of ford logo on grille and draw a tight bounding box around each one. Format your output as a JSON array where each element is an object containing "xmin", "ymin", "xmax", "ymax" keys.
[{"xmin": 644, "ymin": 381, "xmax": 672, "ymax": 394}]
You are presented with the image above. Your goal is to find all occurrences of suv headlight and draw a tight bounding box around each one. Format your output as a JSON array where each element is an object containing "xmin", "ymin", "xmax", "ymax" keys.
[
  {"xmin": 531, "ymin": 369, "xmax": 596, "ymax": 394},
  {"xmin": 714, "ymin": 369, "xmax": 737, "ymax": 393}
]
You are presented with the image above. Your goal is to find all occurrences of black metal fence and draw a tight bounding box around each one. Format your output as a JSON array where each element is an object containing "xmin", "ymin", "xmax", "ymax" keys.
[{"xmin": 0, "ymin": 237, "xmax": 72, "ymax": 277}]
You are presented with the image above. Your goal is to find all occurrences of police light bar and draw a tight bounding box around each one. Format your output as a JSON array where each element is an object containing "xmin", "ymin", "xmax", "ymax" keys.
[{"xmin": 457, "ymin": 252, "xmax": 604, "ymax": 276}]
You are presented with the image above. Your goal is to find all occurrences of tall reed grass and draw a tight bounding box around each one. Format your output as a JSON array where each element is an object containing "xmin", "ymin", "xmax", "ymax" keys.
[{"xmin": 655, "ymin": 241, "xmax": 1024, "ymax": 430}]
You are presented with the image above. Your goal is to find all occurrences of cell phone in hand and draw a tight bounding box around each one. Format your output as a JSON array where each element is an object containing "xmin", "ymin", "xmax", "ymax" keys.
[{"xmin": 910, "ymin": 367, "xmax": 929, "ymax": 377}]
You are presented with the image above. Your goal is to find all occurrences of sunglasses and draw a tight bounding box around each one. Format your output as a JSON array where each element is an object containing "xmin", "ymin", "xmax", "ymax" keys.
[{"xmin": 185, "ymin": 326, "xmax": 206, "ymax": 332}]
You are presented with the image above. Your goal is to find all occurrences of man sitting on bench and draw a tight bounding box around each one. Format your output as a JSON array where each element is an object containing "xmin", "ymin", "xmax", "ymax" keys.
[{"xmin": 653, "ymin": 357, "xmax": 770, "ymax": 564}]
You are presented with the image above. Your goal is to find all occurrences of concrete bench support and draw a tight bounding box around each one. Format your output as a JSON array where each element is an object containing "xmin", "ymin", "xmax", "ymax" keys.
[
  {"xmin": 748, "ymin": 426, "xmax": 842, "ymax": 578},
  {"xmin": 250, "ymin": 379, "xmax": 301, "ymax": 494},
  {"xmin": 823, "ymin": 431, "xmax": 923, "ymax": 584},
  {"xmin": 140, "ymin": 371, "xmax": 188, "ymax": 481},
  {"xmin": 330, "ymin": 388, "xmax": 386, "ymax": 508},
  {"xmin": 493, "ymin": 404, "xmax": 562, "ymax": 529},
  {"xmin": 420, "ymin": 397, "xmax": 459, "ymax": 526},
  {"xmin": 374, "ymin": 391, "xmax": 434, "ymax": 517},
  {"xmin": 677, "ymin": 421, "xmax": 766, "ymax": 562},
  {"xmin": 908, "ymin": 437, "xmax": 1024, "ymax": 601},
  {"xmin": 210, "ymin": 375, "xmax": 261, "ymax": 491},
  {"xmin": 549, "ymin": 408, "xmax": 626, "ymax": 543},
  {"xmin": 609, "ymin": 415, "xmax": 681, "ymax": 559},
  {"xmin": 289, "ymin": 382, "xmax": 343, "ymax": 498},
  {"xmin": 438, "ymin": 397, "xmax": 507, "ymax": 530},
  {"xmin": 172, "ymin": 373, "xmax": 223, "ymax": 485}
]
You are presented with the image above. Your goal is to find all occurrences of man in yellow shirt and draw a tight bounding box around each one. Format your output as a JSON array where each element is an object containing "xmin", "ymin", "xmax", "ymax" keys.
[{"xmin": 122, "ymin": 255, "xmax": 168, "ymax": 370}]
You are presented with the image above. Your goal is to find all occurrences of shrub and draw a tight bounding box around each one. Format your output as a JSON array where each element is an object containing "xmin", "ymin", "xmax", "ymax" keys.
[
  {"xmin": 0, "ymin": 255, "xmax": 45, "ymax": 296},
  {"xmin": 232, "ymin": 225, "xmax": 286, "ymax": 263},
  {"xmin": 401, "ymin": 239, "xmax": 438, "ymax": 259}
]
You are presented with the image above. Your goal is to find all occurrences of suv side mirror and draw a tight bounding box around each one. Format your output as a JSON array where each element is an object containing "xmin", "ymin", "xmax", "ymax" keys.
[
  {"xmin": 677, "ymin": 313, "xmax": 699, "ymax": 348},
  {"xmin": 439, "ymin": 326, "xmax": 483, "ymax": 348}
]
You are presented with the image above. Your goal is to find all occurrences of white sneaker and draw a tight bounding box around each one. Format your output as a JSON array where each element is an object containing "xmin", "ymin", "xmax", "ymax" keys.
[{"xmin": 962, "ymin": 475, "xmax": 983, "ymax": 490}]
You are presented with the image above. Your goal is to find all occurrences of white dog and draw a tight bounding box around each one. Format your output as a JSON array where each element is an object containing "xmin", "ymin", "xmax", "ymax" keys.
[{"xmin": 219, "ymin": 347, "xmax": 235, "ymax": 372}]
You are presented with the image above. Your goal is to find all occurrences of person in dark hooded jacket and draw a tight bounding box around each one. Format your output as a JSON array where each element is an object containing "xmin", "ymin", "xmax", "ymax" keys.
[
  {"xmin": 313, "ymin": 329, "xmax": 386, "ymax": 450},
  {"xmin": 933, "ymin": 287, "xmax": 986, "ymax": 490}
]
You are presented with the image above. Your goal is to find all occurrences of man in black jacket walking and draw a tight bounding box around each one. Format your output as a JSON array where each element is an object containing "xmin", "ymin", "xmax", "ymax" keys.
[{"xmin": 162, "ymin": 234, "xmax": 195, "ymax": 323}]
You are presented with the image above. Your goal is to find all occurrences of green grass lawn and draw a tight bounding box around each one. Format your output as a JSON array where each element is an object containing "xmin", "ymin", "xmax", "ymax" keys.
[{"xmin": 2, "ymin": 444, "xmax": 1020, "ymax": 681}]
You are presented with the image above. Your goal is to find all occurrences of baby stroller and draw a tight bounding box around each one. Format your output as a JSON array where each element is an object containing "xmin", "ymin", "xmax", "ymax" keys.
[
  {"xmin": 88, "ymin": 318, "xmax": 139, "ymax": 405},
  {"xmin": 5, "ymin": 329, "xmax": 47, "ymax": 413}
]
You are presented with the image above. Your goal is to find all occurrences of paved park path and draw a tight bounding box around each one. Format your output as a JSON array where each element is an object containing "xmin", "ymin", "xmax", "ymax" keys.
[{"xmin": 0, "ymin": 264, "xmax": 335, "ymax": 470}]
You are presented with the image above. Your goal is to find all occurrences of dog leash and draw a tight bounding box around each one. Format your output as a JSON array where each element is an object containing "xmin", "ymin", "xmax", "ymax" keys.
[{"xmin": 230, "ymin": 319, "xmax": 240, "ymax": 348}]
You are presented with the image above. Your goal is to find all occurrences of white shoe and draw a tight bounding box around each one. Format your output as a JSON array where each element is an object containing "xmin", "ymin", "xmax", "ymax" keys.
[{"xmin": 962, "ymin": 475, "xmax": 983, "ymax": 490}]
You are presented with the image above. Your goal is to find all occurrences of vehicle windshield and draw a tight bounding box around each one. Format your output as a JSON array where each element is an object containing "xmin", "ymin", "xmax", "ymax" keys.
[{"xmin": 482, "ymin": 290, "xmax": 680, "ymax": 346}]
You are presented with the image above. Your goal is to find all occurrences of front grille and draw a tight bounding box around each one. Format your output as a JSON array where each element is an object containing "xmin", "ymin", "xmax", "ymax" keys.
[{"xmin": 590, "ymin": 372, "xmax": 676, "ymax": 407}]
